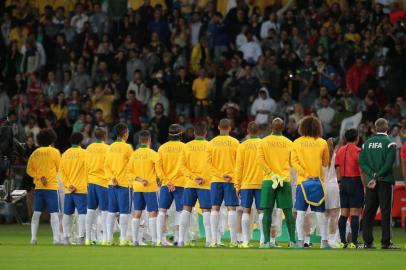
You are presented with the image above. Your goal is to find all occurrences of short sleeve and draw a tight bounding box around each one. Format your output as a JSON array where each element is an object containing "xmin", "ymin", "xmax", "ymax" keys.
[{"xmin": 401, "ymin": 142, "xmax": 406, "ymax": 159}]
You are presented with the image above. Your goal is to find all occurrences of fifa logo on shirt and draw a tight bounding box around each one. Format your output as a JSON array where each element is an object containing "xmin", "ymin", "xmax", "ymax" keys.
[{"xmin": 368, "ymin": 142, "xmax": 382, "ymax": 149}]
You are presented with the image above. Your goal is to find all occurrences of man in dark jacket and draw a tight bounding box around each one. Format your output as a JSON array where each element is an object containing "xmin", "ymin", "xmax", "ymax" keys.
[
  {"xmin": 358, "ymin": 118, "xmax": 399, "ymax": 249},
  {"xmin": 172, "ymin": 67, "xmax": 193, "ymax": 118}
]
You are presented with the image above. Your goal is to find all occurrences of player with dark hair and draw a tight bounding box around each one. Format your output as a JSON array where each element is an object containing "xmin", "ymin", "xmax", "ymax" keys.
[
  {"xmin": 105, "ymin": 123, "xmax": 133, "ymax": 246},
  {"xmin": 128, "ymin": 130, "xmax": 160, "ymax": 246},
  {"xmin": 291, "ymin": 116, "xmax": 330, "ymax": 248},
  {"xmin": 60, "ymin": 132, "xmax": 88, "ymax": 245},
  {"xmin": 27, "ymin": 129, "xmax": 61, "ymax": 245},
  {"xmin": 209, "ymin": 119, "xmax": 240, "ymax": 247},
  {"xmin": 178, "ymin": 123, "xmax": 214, "ymax": 247},
  {"xmin": 234, "ymin": 121, "xmax": 265, "ymax": 248},
  {"xmin": 85, "ymin": 127, "xmax": 109, "ymax": 245},
  {"xmin": 156, "ymin": 124, "xmax": 186, "ymax": 246}
]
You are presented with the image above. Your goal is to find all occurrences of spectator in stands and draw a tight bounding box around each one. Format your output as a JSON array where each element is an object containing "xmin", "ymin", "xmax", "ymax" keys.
[
  {"xmin": 346, "ymin": 56, "xmax": 374, "ymax": 95},
  {"xmin": 147, "ymin": 83, "xmax": 169, "ymax": 119},
  {"xmin": 72, "ymin": 63, "xmax": 92, "ymax": 94},
  {"xmin": 192, "ymin": 67, "xmax": 212, "ymax": 118},
  {"xmin": 251, "ymin": 87, "xmax": 276, "ymax": 126}
]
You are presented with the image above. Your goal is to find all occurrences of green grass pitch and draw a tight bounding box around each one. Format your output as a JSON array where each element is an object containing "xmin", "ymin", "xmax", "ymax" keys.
[{"xmin": 0, "ymin": 225, "xmax": 405, "ymax": 270}]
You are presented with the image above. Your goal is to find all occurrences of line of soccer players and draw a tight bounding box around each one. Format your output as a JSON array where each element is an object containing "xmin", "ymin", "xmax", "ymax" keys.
[{"xmin": 27, "ymin": 116, "xmax": 370, "ymax": 248}]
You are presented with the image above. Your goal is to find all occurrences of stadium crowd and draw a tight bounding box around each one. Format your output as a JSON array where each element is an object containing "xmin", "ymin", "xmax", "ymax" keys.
[
  {"xmin": 1, "ymin": 0, "xmax": 406, "ymax": 152},
  {"xmin": 1, "ymin": 0, "xmax": 406, "ymax": 250}
]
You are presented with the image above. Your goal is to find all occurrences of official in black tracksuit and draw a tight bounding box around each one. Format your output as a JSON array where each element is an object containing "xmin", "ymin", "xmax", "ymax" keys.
[{"xmin": 358, "ymin": 118, "xmax": 399, "ymax": 249}]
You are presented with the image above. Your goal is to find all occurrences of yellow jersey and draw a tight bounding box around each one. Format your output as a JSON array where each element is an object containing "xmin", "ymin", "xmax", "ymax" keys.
[
  {"xmin": 59, "ymin": 146, "xmax": 88, "ymax": 194},
  {"xmin": 258, "ymin": 133, "xmax": 292, "ymax": 181},
  {"xmin": 127, "ymin": 146, "xmax": 159, "ymax": 192},
  {"xmin": 181, "ymin": 138, "xmax": 214, "ymax": 189},
  {"xmin": 210, "ymin": 135, "xmax": 239, "ymax": 183},
  {"xmin": 291, "ymin": 136, "xmax": 329, "ymax": 184},
  {"xmin": 234, "ymin": 137, "xmax": 264, "ymax": 190},
  {"xmin": 27, "ymin": 146, "xmax": 61, "ymax": 190},
  {"xmin": 86, "ymin": 141, "xmax": 109, "ymax": 188},
  {"xmin": 156, "ymin": 140, "xmax": 186, "ymax": 187},
  {"xmin": 104, "ymin": 140, "xmax": 133, "ymax": 187}
]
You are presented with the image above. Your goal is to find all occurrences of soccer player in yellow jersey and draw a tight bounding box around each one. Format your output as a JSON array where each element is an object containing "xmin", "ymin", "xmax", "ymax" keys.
[
  {"xmin": 179, "ymin": 123, "xmax": 213, "ymax": 247},
  {"xmin": 257, "ymin": 118, "xmax": 296, "ymax": 248},
  {"xmin": 209, "ymin": 119, "xmax": 240, "ymax": 247},
  {"xmin": 59, "ymin": 133, "xmax": 88, "ymax": 245},
  {"xmin": 291, "ymin": 116, "xmax": 330, "ymax": 248},
  {"xmin": 27, "ymin": 129, "xmax": 61, "ymax": 245},
  {"xmin": 85, "ymin": 127, "xmax": 109, "ymax": 246},
  {"xmin": 234, "ymin": 122, "xmax": 265, "ymax": 248},
  {"xmin": 104, "ymin": 123, "xmax": 133, "ymax": 245},
  {"xmin": 127, "ymin": 130, "xmax": 159, "ymax": 246},
  {"xmin": 155, "ymin": 124, "xmax": 186, "ymax": 246}
]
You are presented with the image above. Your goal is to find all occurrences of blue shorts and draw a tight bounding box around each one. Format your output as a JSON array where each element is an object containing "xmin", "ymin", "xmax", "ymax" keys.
[
  {"xmin": 133, "ymin": 192, "xmax": 158, "ymax": 212},
  {"xmin": 64, "ymin": 193, "xmax": 87, "ymax": 215},
  {"xmin": 294, "ymin": 185, "xmax": 325, "ymax": 212},
  {"xmin": 339, "ymin": 177, "xmax": 364, "ymax": 209},
  {"xmin": 182, "ymin": 188, "xmax": 211, "ymax": 209},
  {"xmin": 108, "ymin": 186, "xmax": 131, "ymax": 214},
  {"xmin": 210, "ymin": 182, "xmax": 239, "ymax": 206},
  {"xmin": 159, "ymin": 186, "xmax": 184, "ymax": 211},
  {"xmin": 34, "ymin": 189, "xmax": 60, "ymax": 213},
  {"xmin": 240, "ymin": 189, "xmax": 261, "ymax": 209},
  {"xmin": 87, "ymin": 184, "xmax": 108, "ymax": 211}
]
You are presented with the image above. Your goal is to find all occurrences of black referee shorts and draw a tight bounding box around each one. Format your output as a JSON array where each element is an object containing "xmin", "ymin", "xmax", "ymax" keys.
[{"xmin": 339, "ymin": 177, "xmax": 364, "ymax": 209}]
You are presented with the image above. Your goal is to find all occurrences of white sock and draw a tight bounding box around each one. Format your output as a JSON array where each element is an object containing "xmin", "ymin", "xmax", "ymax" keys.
[
  {"xmin": 237, "ymin": 232, "xmax": 243, "ymax": 242},
  {"xmin": 258, "ymin": 213, "xmax": 264, "ymax": 244},
  {"xmin": 106, "ymin": 212, "xmax": 115, "ymax": 241},
  {"xmin": 119, "ymin": 214, "xmax": 128, "ymax": 241},
  {"xmin": 62, "ymin": 214, "xmax": 72, "ymax": 238},
  {"xmin": 85, "ymin": 209, "xmax": 96, "ymax": 241},
  {"xmin": 78, "ymin": 214, "xmax": 86, "ymax": 238},
  {"xmin": 203, "ymin": 212, "xmax": 211, "ymax": 244},
  {"xmin": 329, "ymin": 233, "xmax": 336, "ymax": 243},
  {"xmin": 316, "ymin": 212, "xmax": 328, "ymax": 241},
  {"xmin": 31, "ymin": 211, "xmax": 41, "ymax": 241},
  {"xmin": 270, "ymin": 237, "xmax": 276, "ymax": 244},
  {"xmin": 101, "ymin": 211, "xmax": 108, "ymax": 242},
  {"xmin": 157, "ymin": 211, "xmax": 166, "ymax": 242},
  {"xmin": 228, "ymin": 210, "xmax": 238, "ymax": 243},
  {"xmin": 149, "ymin": 217, "xmax": 157, "ymax": 243},
  {"xmin": 305, "ymin": 236, "xmax": 311, "ymax": 244},
  {"xmin": 241, "ymin": 213, "xmax": 250, "ymax": 244},
  {"xmin": 50, "ymin": 213, "xmax": 60, "ymax": 242},
  {"xmin": 210, "ymin": 211, "xmax": 219, "ymax": 243},
  {"xmin": 178, "ymin": 210, "xmax": 190, "ymax": 244},
  {"xmin": 296, "ymin": 211, "xmax": 306, "ymax": 241},
  {"xmin": 131, "ymin": 218, "xmax": 140, "ymax": 243}
]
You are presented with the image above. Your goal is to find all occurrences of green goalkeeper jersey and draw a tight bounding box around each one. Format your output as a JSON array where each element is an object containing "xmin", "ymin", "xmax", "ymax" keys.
[{"xmin": 358, "ymin": 133, "xmax": 397, "ymax": 185}]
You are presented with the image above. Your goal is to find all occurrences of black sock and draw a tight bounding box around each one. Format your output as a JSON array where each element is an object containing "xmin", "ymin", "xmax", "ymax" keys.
[
  {"xmin": 351, "ymin": 215, "xmax": 360, "ymax": 244},
  {"xmin": 338, "ymin": 215, "xmax": 348, "ymax": 243}
]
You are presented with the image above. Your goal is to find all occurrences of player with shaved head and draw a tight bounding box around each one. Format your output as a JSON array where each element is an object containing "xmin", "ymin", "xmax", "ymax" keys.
[
  {"xmin": 209, "ymin": 119, "xmax": 240, "ymax": 247},
  {"xmin": 257, "ymin": 118, "xmax": 296, "ymax": 248}
]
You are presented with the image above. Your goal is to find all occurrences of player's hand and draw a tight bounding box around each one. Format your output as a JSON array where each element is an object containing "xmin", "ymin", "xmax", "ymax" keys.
[
  {"xmin": 168, "ymin": 183, "xmax": 175, "ymax": 192},
  {"xmin": 111, "ymin": 178, "xmax": 118, "ymax": 186},
  {"xmin": 223, "ymin": 175, "xmax": 232, "ymax": 182},
  {"xmin": 367, "ymin": 179, "xmax": 376, "ymax": 189},
  {"xmin": 195, "ymin": 177, "xmax": 203, "ymax": 185},
  {"xmin": 69, "ymin": 185, "xmax": 76, "ymax": 193},
  {"xmin": 40, "ymin": 176, "xmax": 48, "ymax": 186},
  {"xmin": 141, "ymin": 179, "xmax": 148, "ymax": 186}
]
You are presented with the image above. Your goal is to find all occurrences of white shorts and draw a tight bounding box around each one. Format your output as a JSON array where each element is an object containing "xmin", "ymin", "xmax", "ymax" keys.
[{"xmin": 324, "ymin": 182, "xmax": 340, "ymax": 210}]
